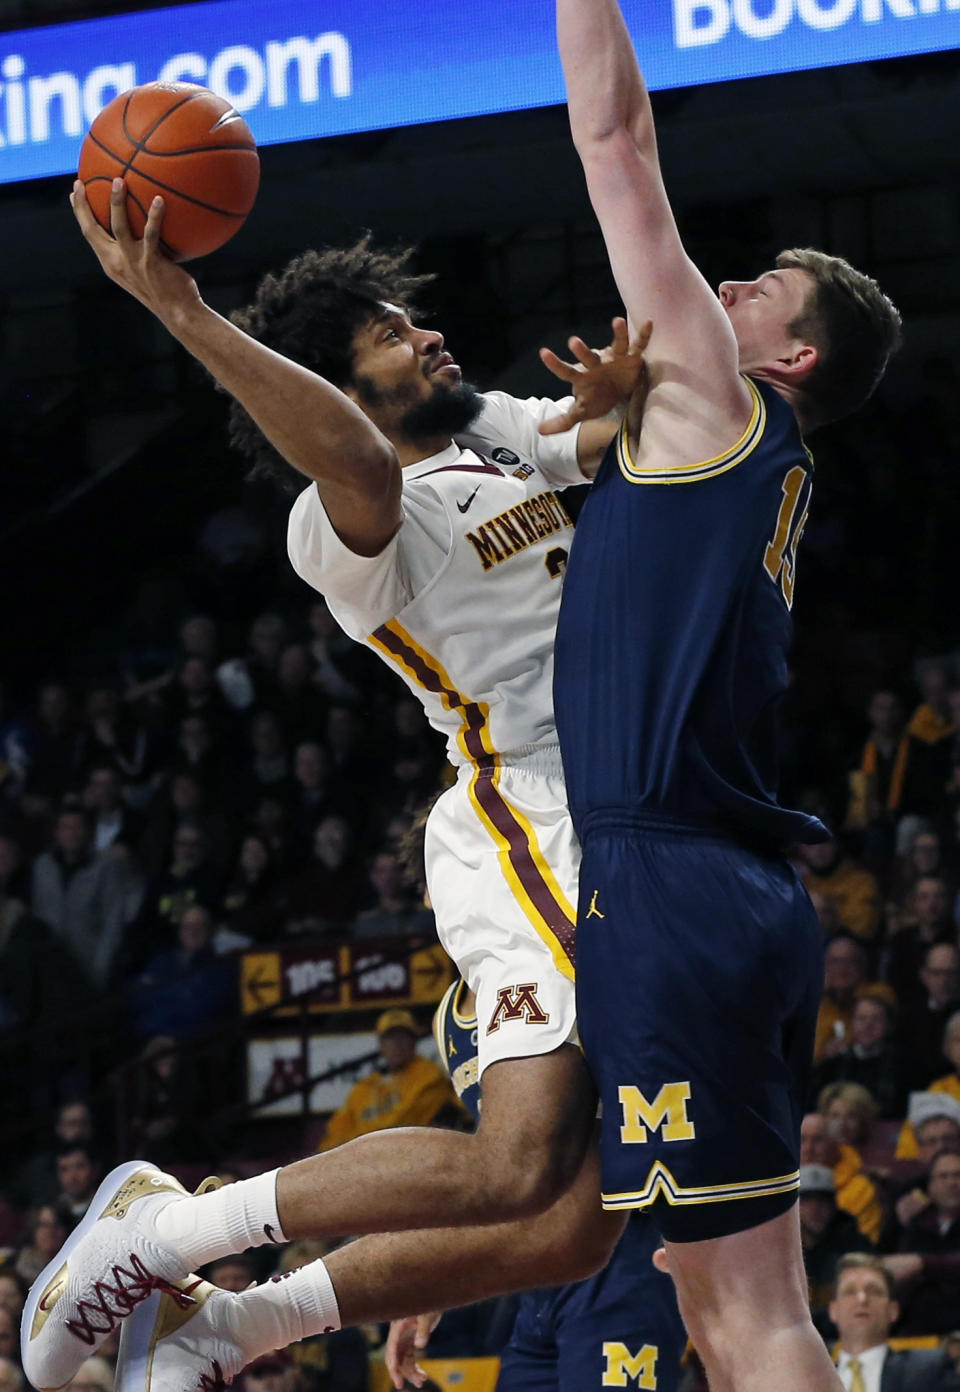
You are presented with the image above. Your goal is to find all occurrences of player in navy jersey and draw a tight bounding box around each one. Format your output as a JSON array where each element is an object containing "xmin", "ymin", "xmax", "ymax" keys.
[
  {"xmin": 552, "ymin": 2, "xmax": 902, "ymax": 1390},
  {"xmin": 385, "ymin": 977, "xmax": 686, "ymax": 1392}
]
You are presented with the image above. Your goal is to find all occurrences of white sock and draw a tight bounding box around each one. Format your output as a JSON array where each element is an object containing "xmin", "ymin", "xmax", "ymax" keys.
[
  {"xmin": 236, "ymin": 1260, "xmax": 342, "ymax": 1355},
  {"xmin": 153, "ymin": 1170, "xmax": 286, "ymax": 1269}
]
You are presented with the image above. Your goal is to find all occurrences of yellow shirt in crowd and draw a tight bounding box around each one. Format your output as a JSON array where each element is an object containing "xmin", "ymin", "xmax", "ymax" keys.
[{"xmin": 319, "ymin": 1054, "xmax": 461, "ymax": 1152}]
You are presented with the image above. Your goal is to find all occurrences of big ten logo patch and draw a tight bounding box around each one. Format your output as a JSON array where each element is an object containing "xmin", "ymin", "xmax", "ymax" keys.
[
  {"xmin": 618, "ymin": 1083, "xmax": 695, "ymax": 1144},
  {"xmin": 602, "ymin": 1342, "xmax": 660, "ymax": 1388},
  {"xmin": 486, "ymin": 983, "xmax": 549, "ymax": 1034}
]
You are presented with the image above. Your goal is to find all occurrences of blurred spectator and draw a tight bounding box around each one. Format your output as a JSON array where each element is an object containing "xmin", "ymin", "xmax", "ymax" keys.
[
  {"xmin": 798, "ymin": 1164, "xmax": 872, "ymax": 1321},
  {"xmin": 54, "ymin": 1143, "xmax": 102, "ymax": 1228},
  {"xmin": 0, "ymin": 1273, "xmax": 25, "ymax": 1322},
  {"xmin": 82, "ymin": 766, "xmax": 141, "ymax": 857},
  {"xmin": 353, "ymin": 851, "xmax": 435, "ymax": 940},
  {"xmin": 221, "ymin": 613, "xmax": 287, "ymax": 712},
  {"xmin": 13, "ymin": 1204, "xmax": 67, "ymax": 1284},
  {"xmin": 288, "ymin": 742, "xmax": 353, "ymax": 848},
  {"xmin": 894, "ymin": 1019, "xmax": 960, "ymax": 1156},
  {"xmin": 798, "ymin": 840, "xmax": 882, "ymax": 942},
  {"xmin": 64, "ymin": 1357, "xmax": 114, "ymax": 1392},
  {"xmin": 22, "ymin": 682, "xmax": 78, "ymax": 812},
  {"xmin": 128, "ymin": 1035, "xmax": 208, "ymax": 1164},
  {"xmin": 888, "ymin": 823, "xmax": 952, "ymax": 909},
  {"xmin": 0, "ymin": 1358, "xmax": 23, "ymax": 1392},
  {"xmin": 813, "ymin": 994, "xmax": 913, "ymax": 1118},
  {"xmin": 31, "ymin": 808, "xmax": 137, "ymax": 988},
  {"xmin": 324, "ymin": 705, "xmax": 378, "ymax": 793},
  {"xmin": 173, "ymin": 714, "xmax": 223, "ymax": 795},
  {"xmin": 164, "ymin": 656, "xmax": 229, "ymax": 730},
  {"xmin": 846, "ymin": 689, "xmax": 910, "ymax": 832},
  {"xmin": 945, "ymin": 1331, "xmax": 960, "ymax": 1378},
  {"xmin": 885, "ymin": 1149, "xmax": 960, "ymax": 1334},
  {"xmin": 11, "ymin": 1100, "xmax": 95, "ymax": 1208},
  {"xmin": 0, "ymin": 894, "xmax": 81, "ymax": 1044},
  {"xmin": 895, "ymin": 1092, "xmax": 960, "ymax": 1163},
  {"xmin": 139, "ymin": 770, "xmax": 231, "ymax": 880},
  {"xmin": 132, "ymin": 819, "xmax": 221, "ymax": 956},
  {"xmin": 319, "ymin": 1009, "xmax": 462, "ymax": 1152},
  {"xmin": 256, "ymin": 815, "xmax": 368, "ymax": 941},
  {"xmin": 818, "ymin": 1081, "xmax": 879, "ymax": 1152},
  {"xmin": 238, "ymin": 712, "xmax": 290, "ymax": 810},
  {"xmin": 800, "ymin": 1111, "xmax": 884, "ymax": 1245},
  {"xmin": 219, "ymin": 835, "xmax": 278, "ymax": 936},
  {"xmin": 306, "ymin": 598, "xmax": 376, "ymax": 705},
  {"xmin": 828, "ymin": 1252, "xmax": 960, "ymax": 1389},
  {"xmin": 0, "ymin": 1311, "xmax": 15, "ymax": 1366},
  {"xmin": 885, "ymin": 876, "xmax": 955, "ymax": 1008},
  {"xmin": 907, "ymin": 664, "xmax": 956, "ymax": 746},
  {"xmin": 815, "ymin": 935, "xmax": 885, "ymax": 1064},
  {"xmin": 273, "ymin": 644, "xmax": 327, "ymax": 747},
  {"xmin": 205, "ymin": 1253, "xmax": 257, "ymax": 1292},
  {"xmin": 133, "ymin": 904, "xmax": 235, "ymax": 1038},
  {"xmin": 899, "ymin": 942, "xmax": 960, "ymax": 1083},
  {"xmin": 75, "ymin": 684, "xmax": 146, "ymax": 783}
]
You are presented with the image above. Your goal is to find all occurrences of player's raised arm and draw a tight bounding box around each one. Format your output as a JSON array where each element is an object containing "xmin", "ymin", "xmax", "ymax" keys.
[
  {"xmin": 556, "ymin": 0, "xmax": 742, "ymax": 407},
  {"xmin": 70, "ymin": 178, "xmax": 400, "ymax": 557}
]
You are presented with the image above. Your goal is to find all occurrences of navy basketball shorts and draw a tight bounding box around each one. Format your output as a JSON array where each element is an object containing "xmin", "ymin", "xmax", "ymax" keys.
[
  {"xmin": 575, "ymin": 814, "xmax": 823, "ymax": 1244},
  {"xmin": 497, "ymin": 1215, "xmax": 685, "ymax": 1392}
]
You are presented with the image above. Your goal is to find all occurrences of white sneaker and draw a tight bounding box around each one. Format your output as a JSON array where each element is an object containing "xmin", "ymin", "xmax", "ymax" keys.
[
  {"xmin": 116, "ymin": 1277, "xmax": 248, "ymax": 1392},
  {"xmin": 21, "ymin": 1162, "xmax": 202, "ymax": 1390}
]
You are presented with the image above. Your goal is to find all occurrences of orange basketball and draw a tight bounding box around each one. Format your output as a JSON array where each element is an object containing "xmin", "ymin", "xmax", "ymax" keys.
[{"xmin": 78, "ymin": 82, "xmax": 260, "ymax": 262}]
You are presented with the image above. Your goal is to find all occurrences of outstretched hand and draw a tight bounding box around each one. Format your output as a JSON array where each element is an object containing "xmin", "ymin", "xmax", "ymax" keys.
[
  {"xmin": 70, "ymin": 177, "xmax": 201, "ymax": 327},
  {"xmin": 385, "ymin": 1312, "xmax": 441, "ymax": 1390},
  {"xmin": 537, "ymin": 316, "xmax": 652, "ymax": 436}
]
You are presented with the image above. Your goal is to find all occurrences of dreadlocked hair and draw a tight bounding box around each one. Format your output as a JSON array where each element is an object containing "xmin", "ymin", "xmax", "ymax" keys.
[{"xmin": 225, "ymin": 234, "xmax": 435, "ymax": 487}]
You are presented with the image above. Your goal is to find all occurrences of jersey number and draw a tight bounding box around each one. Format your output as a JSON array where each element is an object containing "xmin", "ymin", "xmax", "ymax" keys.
[
  {"xmin": 763, "ymin": 465, "xmax": 809, "ymax": 610},
  {"xmin": 545, "ymin": 546, "xmax": 569, "ymax": 579}
]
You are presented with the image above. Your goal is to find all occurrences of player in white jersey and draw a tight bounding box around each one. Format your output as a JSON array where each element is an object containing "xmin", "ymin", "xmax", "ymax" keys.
[
  {"xmin": 288, "ymin": 385, "xmax": 586, "ymax": 1079},
  {"xmin": 30, "ymin": 204, "xmax": 652, "ymax": 1392}
]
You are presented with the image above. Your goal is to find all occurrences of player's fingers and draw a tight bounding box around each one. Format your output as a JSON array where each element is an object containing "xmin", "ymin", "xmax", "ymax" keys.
[
  {"xmin": 633, "ymin": 319, "xmax": 654, "ymax": 354},
  {"xmin": 568, "ymin": 336, "xmax": 601, "ymax": 369},
  {"xmin": 109, "ymin": 177, "xmax": 133, "ymax": 243},
  {"xmin": 143, "ymin": 195, "xmax": 166, "ymax": 249},
  {"xmin": 538, "ymin": 346, "xmax": 578, "ymax": 383},
  {"xmin": 70, "ymin": 180, "xmax": 106, "ymax": 242},
  {"xmin": 610, "ymin": 316, "xmax": 629, "ymax": 354},
  {"xmin": 538, "ymin": 405, "xmax": 583, "ymax": 436}
]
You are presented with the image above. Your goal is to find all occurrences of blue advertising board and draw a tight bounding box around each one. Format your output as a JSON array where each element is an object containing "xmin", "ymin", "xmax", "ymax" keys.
[{"xmin": 0, "ymin": 0, "xmax": 958, "ymax": 184}]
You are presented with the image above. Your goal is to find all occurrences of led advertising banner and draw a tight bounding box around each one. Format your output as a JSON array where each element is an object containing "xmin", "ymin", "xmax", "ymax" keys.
[{"xmin": 1, "ymin": 0, "xmax": 958, "ymax": 184}]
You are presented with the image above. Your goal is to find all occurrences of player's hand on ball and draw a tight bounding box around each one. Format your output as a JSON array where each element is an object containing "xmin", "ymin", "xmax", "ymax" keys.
[
  {"xmin": 385, "ymin": 1312, "xmax": 441, "ymax": 1389},
  {"xmin": 70, "ymin": 177, "xmax": 201, "ymax": 324},
  {"xmin": 537, "ymin": 316, "xmax": 652, "ymax": 435}
]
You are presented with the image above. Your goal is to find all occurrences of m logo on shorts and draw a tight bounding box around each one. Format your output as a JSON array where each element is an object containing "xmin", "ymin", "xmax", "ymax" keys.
[
  {"xmin": 602, "ymin": 1342, "xmax": 659, "ymax": 1388},
  {"xmin": 618, "ymin": 1083, "xmax": 695, "ymax": 1144},
  {"xmin": 486, "ymin": 983, "xmax": 549, "ymax": 1033}
]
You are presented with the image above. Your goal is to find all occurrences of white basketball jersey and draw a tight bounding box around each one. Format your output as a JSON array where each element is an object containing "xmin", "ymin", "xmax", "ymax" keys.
[{"xmin": 287, "ymin": 391, "xmax": 585, "ymax": 766}]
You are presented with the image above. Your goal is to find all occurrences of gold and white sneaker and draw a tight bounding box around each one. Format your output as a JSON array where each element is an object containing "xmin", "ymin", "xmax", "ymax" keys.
[
  {"xmin": 21, "ymin": 1163, "xmax": 214, "ymax": 1390},
  {"xmin": 116, "ymin": 1277, "xmax": 248, "ymax": 1392}
]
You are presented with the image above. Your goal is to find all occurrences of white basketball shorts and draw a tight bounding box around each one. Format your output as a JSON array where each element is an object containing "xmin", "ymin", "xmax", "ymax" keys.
[{"xmin": 424, "ymin": 749, "xmax": 580, "ymax": 1078}]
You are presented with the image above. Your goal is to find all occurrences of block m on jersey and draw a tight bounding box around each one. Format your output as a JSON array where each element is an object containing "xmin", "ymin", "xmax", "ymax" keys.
[
  {"xmin": 602, "ymin": 1342, "xmax": 659, "ymax": 1389},
  {"xmin": 486, "ymin": 983, "xmax": 549, "ymax": 1034},
  {"xmin": 618, "ymin": 1083, "xmax": 695, "ymax": 1143}
]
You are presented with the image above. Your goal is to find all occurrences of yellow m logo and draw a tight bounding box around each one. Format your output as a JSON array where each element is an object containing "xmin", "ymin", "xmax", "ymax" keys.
[
  {"xmin": 618, "ymin": 1082, "xmax": 695, "ymax": 1144},
  {"xmin": 602, "ymin": 1341, "xmax": 659, "ymax": 1388}
]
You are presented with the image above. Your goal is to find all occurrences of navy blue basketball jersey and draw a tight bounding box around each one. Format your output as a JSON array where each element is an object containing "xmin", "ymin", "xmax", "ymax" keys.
[
  {"xmin": 554, "ymin": 377, "xmax": 829, "ymax": 849},
  {"xmin": 433, "ymin": 978, "xmax": 482, "ymax": 1121}
]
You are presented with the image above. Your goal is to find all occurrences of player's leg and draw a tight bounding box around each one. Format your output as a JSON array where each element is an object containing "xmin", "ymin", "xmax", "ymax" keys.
[
  {"xmin": 108, "ymin": 1138, "xmax": 627, "ymax": 1392},
  {"xmin": 576, "ymin": 823, "xmax": 833, "ymax": 1389},
  {"xmin": 276, "ymin": 1040, "xmax": 597, "ymax": 1236},
  {"xmin": 662, "ymin": 1206, "xmax": 840, "ymax": 1391}
]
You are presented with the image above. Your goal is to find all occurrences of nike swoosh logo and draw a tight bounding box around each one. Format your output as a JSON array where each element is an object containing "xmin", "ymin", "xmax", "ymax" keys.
[{"xmin": 457, "ymin": 485, "xmax": 481, "ymax": 514}]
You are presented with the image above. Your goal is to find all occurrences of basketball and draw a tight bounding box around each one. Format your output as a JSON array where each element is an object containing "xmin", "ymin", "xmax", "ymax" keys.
[{"xmin": 77, "ymin": 82, "xmax": 260, "ymax": 262}]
